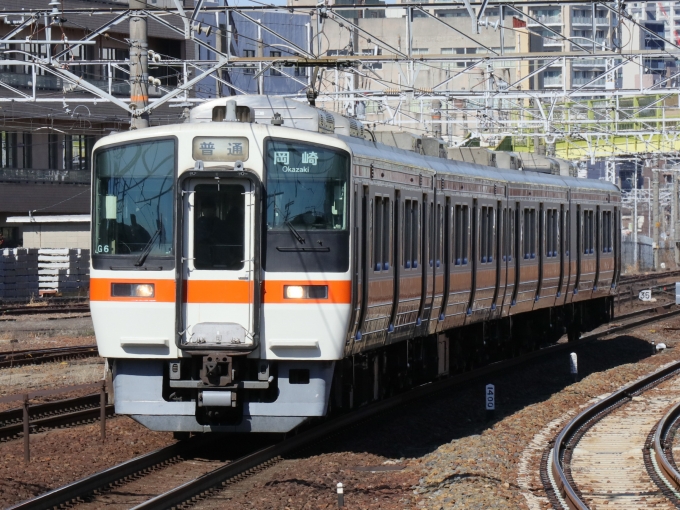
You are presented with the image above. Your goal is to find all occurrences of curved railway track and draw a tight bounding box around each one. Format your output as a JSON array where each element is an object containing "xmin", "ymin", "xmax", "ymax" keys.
[
  {"xmin": 10, "ymin": 302, "xmax": 680, "ymax": 510},
  {"xmin": 0, "ymin": 345, "xmax": 99, "ymax": 369},
  {"xmin": 546, "ymin": 359, "xmax": 680, "ymax": 509},
  {"xmin": 0, "ymin": 394, "xmax": 114, "ymax": 442}
]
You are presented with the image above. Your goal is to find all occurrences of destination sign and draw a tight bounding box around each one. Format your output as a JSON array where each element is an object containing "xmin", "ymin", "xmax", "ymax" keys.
[{"xmin": 192, "ymin": 136, "xmax": 249, "ymax": 162}]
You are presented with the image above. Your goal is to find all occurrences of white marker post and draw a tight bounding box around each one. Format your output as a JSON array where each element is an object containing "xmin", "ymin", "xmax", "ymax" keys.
[
  {"xmin": 337, "ymin": 482, "xmax": 344, "ymax": 507},
  {"xmin": 485, "ymin": 384, "xmax": 495, "ymax": 421},
  {"xmin": 570, "ymin": 352, "xmax": 578, "ymax": 383}
]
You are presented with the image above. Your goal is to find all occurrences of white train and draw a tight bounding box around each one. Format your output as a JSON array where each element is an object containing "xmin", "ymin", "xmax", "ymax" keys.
[{"xmin": 91, "ymin": 96, "xmax": 621, "ymax": 433}]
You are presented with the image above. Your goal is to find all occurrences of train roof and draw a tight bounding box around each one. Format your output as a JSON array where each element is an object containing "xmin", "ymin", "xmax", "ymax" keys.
[{"xmin": 340, "ymin": 135, "xmax": 620, "ymax": 194}]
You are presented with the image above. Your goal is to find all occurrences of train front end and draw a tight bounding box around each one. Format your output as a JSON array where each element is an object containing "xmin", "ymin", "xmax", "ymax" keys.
[{"xmin": 90, "ymin": 123, "xmax": 352, "ymax": 433}]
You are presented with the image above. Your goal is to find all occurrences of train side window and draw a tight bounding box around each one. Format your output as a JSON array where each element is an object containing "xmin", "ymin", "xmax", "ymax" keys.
[
  {"xmin": 454, "ymin": 205, "xmax": 461, "ymax": 265},
  {"xmin": 480, "ymin": 206, "xmax": 494, "ymax": 263},
  {"xmin": 403, "ymin": 200, "xmax": 419, "ymax": 269},
  {"xmin": 413, "ymin": 201, "xmax": 419, "ymax": 268},
  {"xmin": 523, "ymin": 208, "xmax": 536, "ymax": 259},
  {"xmin": 481, "ymin": 206, "xmax": 488, "ymax": 263},
  {"xmin": 372, "ymin": 198, "xmax": 380, "ymax": 271},
  {"xmin": 404, "ymin": 200, "xmax": 412, "ymax": 269},
  {"xmin": 507, "ymin": 208, "xmax": 513, "ymax": 262},
  {"xmin": 546, "ymin": 209, "xmax": 552, "ymax": 258},
  {"xmin": 602, "ymin": 211, "xmax": 612, "ymax": 253},
  {"xmin": 551, "ymin": 209, "xmax": 557, "ymax": 257},
  {"xmin": 437, "ymin": 204, "xmax": 443, "ymax": 267},
  {"xmin": 502, "ymin": 209, "xmax": 508, "ymax": 261},
  {"xmin": 428, "ymin": 202, "xmax": 434, "ymax": 267},
  {"xmin": 566, "ymin": 210, "xmax": 570, "ymax": 257},
  {"xmin": 383, "ymin": 197, "xmax": 391, "ymax": 269},
  {"xmin": 531, "ymin": 209, "xmax": 536, "ymax": 259},
  {"xmin": 584, "ymin": 210, "xmax": 594, "ymax": 255},
  {"xmin": 453, "ymin": 204, "xmax": 469, "ymax": 265},
  {"xmin": 373, "ymin": 196, "xmax": 390, "ymax": 271}
]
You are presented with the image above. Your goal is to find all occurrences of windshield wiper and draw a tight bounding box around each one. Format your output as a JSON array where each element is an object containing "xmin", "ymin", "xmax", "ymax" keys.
[
  {"xmin": 285, "ymin": 221, "xmax": 305, "ymax": 245},
  {"xmin": 135, "ymin": 227, "xmax": 162, "ymax": 267}
]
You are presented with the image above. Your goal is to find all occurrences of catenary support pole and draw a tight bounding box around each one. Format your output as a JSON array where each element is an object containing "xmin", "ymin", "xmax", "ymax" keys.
[
  {"xmin": 129, "ymin": 0, "xmax": 149, "ymax": 129},
  {"xmin": 653, "ymin": 169, "xmax": 660, "ymax": 271},
  {"xmin": 674, "ymin": 171, "xmax": 680, "ymax": 267}
]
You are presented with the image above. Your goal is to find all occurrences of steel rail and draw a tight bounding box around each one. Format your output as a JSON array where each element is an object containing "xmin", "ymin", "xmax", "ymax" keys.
[
  {"xmin": 653, "ymin": 401, "xmax": 680, "ymax": 492},
  {"xmin": 0, "ymin": 394, "xmax": 113, "ymax": 441},
  {"xmin": 0, "ymin": 304, "xmax": 90, "ymax": 316},
  {"xmin": 0, "ymin": 405, "xmax": 114, "ymax": 441},
  {"xmin": 12, "ymin": 303, "xmax": 680, "ymax": 510},
  {"xmin": 550, "ymin": 360, "xmax": 680, "ymax": 509},
  {"xmin": 0, "ymin": 345, "xmax": 99, "ymax": 369},
  {"xmin": 6, "ymin": 440, "xmax": 198, "ymax": 510}
]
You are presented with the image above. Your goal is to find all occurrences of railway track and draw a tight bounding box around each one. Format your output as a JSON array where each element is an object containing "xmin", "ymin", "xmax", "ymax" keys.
[
  {"xmin": 652, "ymin": 399, "xmax": 680, "ymax": 503},
  {"xmin": 0, "ymin": 345, "xmax": 99, "ymax": 369},
  {"xmin": 0, "ymin": 303, "xmax": 90, "ymax": 316},
  {"xmin": 11, "ymin": 302, "xmax": 680, "ymax": 510},
  {"xmin": 0, "ymin": 394, "xmax": 114, "ymax": 442},
  {"xmin": 545, "ymin": 357, "xmax": 680, "ymax": 509}
]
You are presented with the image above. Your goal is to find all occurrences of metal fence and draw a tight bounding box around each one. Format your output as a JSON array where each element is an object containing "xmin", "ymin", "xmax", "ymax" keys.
[{"xmin": 622, "ymin": 234, "xmax": 676, "ymax": 273}]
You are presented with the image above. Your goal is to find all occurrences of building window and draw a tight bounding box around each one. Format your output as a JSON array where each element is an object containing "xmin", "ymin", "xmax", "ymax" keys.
[
  {"xmin": 48, "ymin": 134, "xmax": 59, "ymax": 170},
  {"xmin": 270, "ymin": 51, "xmax": 282, "ymax": 76},
  {"xmin": 243, "ymin": 49, "xmax": 255, "ymax": 75}
]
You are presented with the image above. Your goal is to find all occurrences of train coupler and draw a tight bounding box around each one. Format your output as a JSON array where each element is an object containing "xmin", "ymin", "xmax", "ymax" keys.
[{"xmin": 199, "ymin": 352, "xmax": 233, "ymax": 386}]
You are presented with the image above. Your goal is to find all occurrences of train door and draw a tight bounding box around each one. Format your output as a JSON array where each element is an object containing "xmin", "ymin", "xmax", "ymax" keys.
[
  {"xmin": 436, "ymin": 196, "xmax": 452, "ymax": 333},
  {"xmin": 392, "ymin": 193, "xmax": 421, "ymax": 338},
  {"xmin": 429, "ymin": 192, "xmax": 446, "ymax": 334},
  {"xmin": 511, "ymin": 203, "xmax": 521, "ymax": 308},
  {"xmin": 491, "ymin": 201, "xmax": 503, "ymax": 318},
  {"xmin": 536, "ymin": 203, "xmax": 544, "ymax": 305},
  {"xmin": 440, "ymin": 195, "xmax": 472, "ymax": 329},
  {"xmin": 349, "ymin": 184, "xmax": 368, "ymax": 346},
  {"xmin": 180, "ymin": 176, "xmax": 257, "ymax": 350},
  {"xmin": 358, "ymin": 185, "xmax": 395, "ymax": 348},
  {"xmin": 556, "ymin": 204, "xmax": 565, "ymax": 302},
  {"xmin": 415, "ymin": 193, "xmax": 434, "ymax": 333},
  {"xmin": 500, "ymin": 204, "xmax": 514, "ymax": 314}
]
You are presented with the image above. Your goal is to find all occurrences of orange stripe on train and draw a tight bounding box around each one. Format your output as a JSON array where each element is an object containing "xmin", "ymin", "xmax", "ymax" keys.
[{"xmin": 90, "ymin": 278, "xmax": 351, "ymax": 304}]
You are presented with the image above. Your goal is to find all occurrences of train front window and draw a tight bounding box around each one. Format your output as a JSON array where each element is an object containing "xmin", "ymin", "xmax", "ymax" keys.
[
  {"xmin": 265, "ymin": 140, "xmax": 349, "ymax": 232},
  {"xmin": 93, "ymin": 139, "xmax": 174, "ymax": 263}
]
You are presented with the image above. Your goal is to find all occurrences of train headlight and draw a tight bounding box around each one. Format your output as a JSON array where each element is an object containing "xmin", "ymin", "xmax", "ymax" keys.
[
  {"xmin": 283, "ymin": 285, "xmax": 328, "ymax": 299},
  {"xmin": 134, "ymin": 284, "xmax": 155, "ymax": 297},
  {"xmin": 111, "ymin": 283, "xmax": 155, "ymax": 298}
]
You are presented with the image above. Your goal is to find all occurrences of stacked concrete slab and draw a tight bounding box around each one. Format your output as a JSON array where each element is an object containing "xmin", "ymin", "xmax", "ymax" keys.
[
  {"xmin": 0, "ymin": 248, "xmax": 89, "ymax": 300},
  {"xmin": 37, "ymin": 249, "xmax": 90, "ymax": 296},
  {"xmin": 0, "ymin": 248, "xmax": 39, "ymax": 299}
]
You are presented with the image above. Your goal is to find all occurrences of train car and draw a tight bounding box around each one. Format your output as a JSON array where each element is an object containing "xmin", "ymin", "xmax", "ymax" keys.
[{"xmin": 90, "ymin": 95, "xmax": 621, "ymax": 433}]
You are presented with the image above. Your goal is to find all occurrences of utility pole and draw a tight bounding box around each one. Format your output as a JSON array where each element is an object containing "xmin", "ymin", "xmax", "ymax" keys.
[
  {"xmin": 129, "ymin": 0, "xmax": 149, "ymax": 130},
  {"xmin": 257, "ymin": 21, "xmax": 263, "ymax": 95},
  {"xmin": 653, "ymin": 169, "xmax": 660, "ymax": 271}
]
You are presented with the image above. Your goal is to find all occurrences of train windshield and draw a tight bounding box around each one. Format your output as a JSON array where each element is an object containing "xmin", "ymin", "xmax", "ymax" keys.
[
  {"xmin": 265, "ymin": 140, "xmax": 349, "ymax": 231},
  {"xmin": 93, "ymin": 139, "xmax": 175, "ymax": 262}
]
